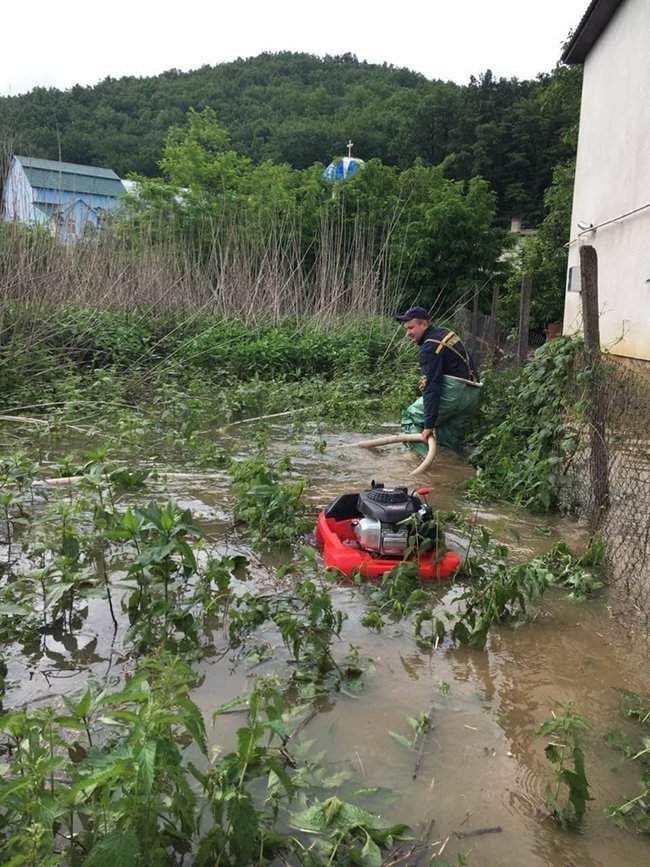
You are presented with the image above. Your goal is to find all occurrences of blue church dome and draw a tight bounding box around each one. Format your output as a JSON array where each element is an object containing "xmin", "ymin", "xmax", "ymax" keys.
[{"xmin": 322, "ymin": 141, "xmax": 365, "ymax": 183}]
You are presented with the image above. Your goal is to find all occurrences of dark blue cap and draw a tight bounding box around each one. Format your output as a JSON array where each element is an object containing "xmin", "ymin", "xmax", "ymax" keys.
[{"xmin": 395, "ymin": 306, "xmax": 430, "ymax": 322}]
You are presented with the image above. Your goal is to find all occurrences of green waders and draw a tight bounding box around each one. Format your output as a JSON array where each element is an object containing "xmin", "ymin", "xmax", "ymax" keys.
[{"xmin": 401, "ymin": 375, "xmax": 482, "ymax": 455}]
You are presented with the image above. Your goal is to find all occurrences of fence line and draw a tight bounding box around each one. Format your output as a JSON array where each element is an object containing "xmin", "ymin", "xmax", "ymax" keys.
[{"xmin": 559, "ymin": 246, "xmax": 650, "ymax": 623}]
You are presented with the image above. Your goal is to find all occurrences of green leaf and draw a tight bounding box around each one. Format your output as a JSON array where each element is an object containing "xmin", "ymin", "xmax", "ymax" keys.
[
  {"xmin": 544, "ymin": 743, "xmax": 562, "ymax": 764},
  {"xmin": 46, "ymin": 582, "xmax": 74, "ymax": 607},
  {"xmin": 0, "ymin": 777, "xmax": 32, "ymax": 802},
  {"xmin": 291, "ymin": 797, "xmax": 389, "ymax": 834},
  {"xmin": 388, "ymin": 731, "xmax": 413, "ymax": 751},
  {"xmin": 123, "ymin": 509, "xmax": 138, "ymax": 534},
  {"xmin": 361, "ymin": 833, "xmax": 382, "ymax": 867},
  {"xmin": 229, "ymin": 794, "xmax": 258, "ymax": 866},
  {"xmin": 61, "ymin": 533, "xmax": 80, "ymax": 560},
  {"xmin": 85, "ymin": 830, "xmax": 139, "ymax": 867},
  {"xmin": 77, "ymin": 688, "xmax": 93, "ymax": 719},
  {"xmin": 71, "ymin": 762, "xmax": 127, "ymax": 801},
  {"xmin": 605, "ymin": 729, "xmax": 637, "ymax": 758},
  {"xmin": 0, "ymin": 603, "xmax": 31, "ymax": 616},
  {"xmin": 237, "ymin": 724, "xmax": 263, "ymax": 762},
  {"xmin": 178, "ymin": 698, "xmax": 208, "ymax": 756},
  {"xmin": 55, "ymin": 715, "xmax": 86, "ymax": 731},
  {"xmin": 137, "ymin": 740, "xmax": 156, "ymax": 794},
  {"xmin": 212, "ymin": 694, "xmax": 248, "ymax": 718}
]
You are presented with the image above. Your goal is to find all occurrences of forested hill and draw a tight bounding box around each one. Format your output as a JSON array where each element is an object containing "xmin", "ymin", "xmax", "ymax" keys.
[{"xmin": 0, "ymin": 52, "xmax": 581, "ymax": 224}]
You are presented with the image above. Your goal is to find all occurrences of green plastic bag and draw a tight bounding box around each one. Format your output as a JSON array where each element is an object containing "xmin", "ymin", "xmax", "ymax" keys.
[{"xmin": 401, "ymin": 375, "xmax": 482, "ymax": 454}]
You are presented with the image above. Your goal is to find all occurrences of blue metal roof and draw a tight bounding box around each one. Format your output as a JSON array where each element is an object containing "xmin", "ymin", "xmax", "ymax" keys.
[
  {"xmin": 322, "ymin": 156, "xmax": 365, "ymax": 183},
  {"xmin": 16, "ymin": 155, "xmax": 126, "ymax": 199}
]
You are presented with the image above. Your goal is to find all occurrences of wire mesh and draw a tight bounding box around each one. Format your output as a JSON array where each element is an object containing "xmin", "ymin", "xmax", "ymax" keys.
[{"xmin": 562, "ymin": 355, "xmax": 650, "ymax": 624}]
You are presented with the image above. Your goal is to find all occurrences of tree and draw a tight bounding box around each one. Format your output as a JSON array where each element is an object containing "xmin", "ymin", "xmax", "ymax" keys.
[
  {"xmin": 500, "ymin": 158, "xmax": 576, "ymax": 331},
  {"xmin": 0, "ymin": 53, "xmax": 580, "ymax": 224}
]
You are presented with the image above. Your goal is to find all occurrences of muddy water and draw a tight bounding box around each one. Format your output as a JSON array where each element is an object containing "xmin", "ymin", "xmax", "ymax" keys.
[{"xmin": 5, "ymin": 423, "xmax": 650, "ymax": 866}]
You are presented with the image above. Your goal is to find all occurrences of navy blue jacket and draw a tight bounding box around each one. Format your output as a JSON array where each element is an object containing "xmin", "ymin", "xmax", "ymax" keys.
[{"xmin": 418, "ymin": 326, "xmax": 476, "ymax": 428}]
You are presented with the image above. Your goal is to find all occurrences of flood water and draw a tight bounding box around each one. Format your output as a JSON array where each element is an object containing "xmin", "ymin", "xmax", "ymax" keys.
[{"xmin": 3, "ymin": 422, "xmax": 650, "ymax": 866}]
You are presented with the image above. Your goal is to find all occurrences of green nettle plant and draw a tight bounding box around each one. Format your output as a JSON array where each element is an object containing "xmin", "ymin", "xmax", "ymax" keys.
[
  {"xmin": 536, "ymin": 704, "xmax": 592, "ymax": 830},
  {"xmin": 0, "ymin": 662, "xmax": 406, "ymax": 866},
  {"xmin": 110, "ymin": 500, "xmax": 207, "ymax": 652},
  {"xmin": 289, "ymin": 795, "xmax": 408, "ymax": 866},
  {"xmin": 360, "ymin": 520, "xmax": 602, "ymax": 651},
  {"xmin": 468, "ymin": 336, "xmax": 586, "ymax": 511},
  {"xmin": 0, "ymin": 656, "xmax": 203, "ymax": 866},
  {"xmin": 231, "ymin": 449, "xmax": 310, "ymax": 546},
  {"xmin": 229, "ymin": 561, "xmax": 349, "ymax": 687},
  {"xmin": 606, "ymin": 690, "xmax": 650, "ymax": 833},
  {"xmin": 0, "ymin": 451, "xmax": 37, "ymax": 567}
]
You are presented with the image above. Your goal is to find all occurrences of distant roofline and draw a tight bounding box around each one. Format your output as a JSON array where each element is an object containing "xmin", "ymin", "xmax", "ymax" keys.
[
  {"xmin": 14, "ymin": 154, "xmax": 120, "ymax": 180},
  {"xmin": 562, "ymin": 0, "xmax": 626, "ymax": 64}
]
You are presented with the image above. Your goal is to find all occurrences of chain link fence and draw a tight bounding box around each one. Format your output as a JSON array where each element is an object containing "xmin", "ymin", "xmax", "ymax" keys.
[{"xmin": 562, "ymin": 355, "xmax": 650, "ymax": 624}]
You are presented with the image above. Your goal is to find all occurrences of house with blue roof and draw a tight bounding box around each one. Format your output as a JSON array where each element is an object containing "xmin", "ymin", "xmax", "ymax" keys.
[{"xmin": 1, "ymin": 155, "xmax": 126, "ymax": 241}]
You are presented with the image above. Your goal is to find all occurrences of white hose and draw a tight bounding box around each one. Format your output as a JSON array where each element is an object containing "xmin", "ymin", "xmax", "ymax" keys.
[
  {"xmin": 345, "ymin": 432, "xmax": 438, "ymax": 475},
  {"xmin": 410, "ymin": 433, "xmax": 437, "ymax": 475},
  {"xmin": 344, "ymin": 433, "xmax": 424, "ymax": 448}
]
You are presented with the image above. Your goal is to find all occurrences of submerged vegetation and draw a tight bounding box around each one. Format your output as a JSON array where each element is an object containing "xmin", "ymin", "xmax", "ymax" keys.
[
  {"xmin": 0, "ymin": 237, "xmax": 638, "ymax": 860},
  {"xmin": 0, "ymin": 34, "xmax": 646, "ymax": 865},
  {"xmin": 0, "ymin": 397, "xmax": 615, "ymax": 863},
  {"xmin": 607, "ymin": 690, "xmax": 650, "ymax": 833},
  {"xmin": 537, "ymin": 704, "xmax": 592, "ymax": 831}
]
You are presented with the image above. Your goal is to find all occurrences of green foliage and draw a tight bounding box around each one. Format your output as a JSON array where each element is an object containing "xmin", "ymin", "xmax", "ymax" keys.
[
  {"xmin": 540, "ymin": 541, "xmax": 604, "ymax": 599},
  {"xmin": 0, "ymin": 655, "xmax": 205, "ymax": 865},
  {"xmin": 0, "ymin": 437, "xmax": 414, "ymax": 865},
  {"xmin": 360, "ymin": 520, "xmax": 602, "ymax": 650},
  {"xmin": 229, "ymin": 561, "xmax": 349, "ymax": 688},
  {"xmin": 500, "ymin": 159, "xmax": 576, "ymax": 330},
  {"xmin": 498, "ymin": 67, "xmax": 582, "ymax": 329},
  {"xmin": 331, "ymin": 158, "xmax": 503, "ymax": 304},
  {"xmin": 231, "ymin": 450, "xmax": 309, "ymax": 546},
  {"xmin": 0, "ymin": 451, "xmax": 37, "ymax": 567},
  {"xmin": 537, "ymin": 703, "xmax": 592, "ymax": 830},
  {"xmin": 607, "ymin": 689, "xmax": 650, "ymax": 833},
  {"xmin": 120, "ymin": 108, "xmax": 505, "ymax": 308},
  {"xmin": 388, "ymin": 711, "xmax": 431, "ymax": 752},
  {"xmin": 113, "ymin": 499, "xmax": 205, "ymax": 651},
  {"xmin": 0, "ymin": 656, "xmax": 399, "ymax": 866},
  {"xmin": 290, "ymin": 795, "xmax": 408, "ymax": 866},
  {"xmin": 0, "ymin": 309, "xmax": 416, "ymax": 412},
  {"xmin": 2, "ymin": 55, "xmax": 580, "ymax": 226},
  {"xmin": 361, "ymin": 561, "xmax": 433, "ymax": 632},
  {"xmin": 468, "ymin": 336, "xmax": 586, "ymax": 510}
]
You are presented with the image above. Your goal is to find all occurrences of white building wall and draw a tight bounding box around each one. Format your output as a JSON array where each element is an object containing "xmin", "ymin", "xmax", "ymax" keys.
[
  {"xmin": 2, "ymin": 159, "xmax": 37, "ymax": 223},
  {"xmin": 564, "ymin": 0, "xmax": 650, "ymax": 361}
]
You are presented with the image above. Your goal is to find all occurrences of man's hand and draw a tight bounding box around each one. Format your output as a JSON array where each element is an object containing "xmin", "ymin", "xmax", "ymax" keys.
[{"xmin": 421, "ymin": 428, "xmax": 434, "ymax": 442}]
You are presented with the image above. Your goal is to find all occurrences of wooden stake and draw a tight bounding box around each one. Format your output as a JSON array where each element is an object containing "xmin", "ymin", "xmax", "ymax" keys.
[
  {"xmin": 580, "ymin": 244, "xmax": 609, "ymax": 525},
  {"xmin": 517, "ymin": 272, "xmax": 532, "ymax": 366},
  {"xmin": 487, "ymin": 284, "xmax": 499, "ymax": 364}
]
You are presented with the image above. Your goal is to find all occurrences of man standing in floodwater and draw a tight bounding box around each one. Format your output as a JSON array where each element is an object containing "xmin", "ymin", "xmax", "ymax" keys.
[{"xmin": 395, "ymin": 306, "xmax": 481, "ymax": 453}]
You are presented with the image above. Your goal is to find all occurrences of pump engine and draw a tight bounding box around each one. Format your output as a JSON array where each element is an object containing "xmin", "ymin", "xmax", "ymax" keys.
[{"xmin": 322, "ymin": 482, "xmax": 434, "ymax": 558}]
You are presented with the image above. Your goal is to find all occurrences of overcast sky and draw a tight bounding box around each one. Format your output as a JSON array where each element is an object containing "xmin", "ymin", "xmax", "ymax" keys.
[{"xmin": 1, "ymin": 0, "xmax": 589, "ymax": 97}]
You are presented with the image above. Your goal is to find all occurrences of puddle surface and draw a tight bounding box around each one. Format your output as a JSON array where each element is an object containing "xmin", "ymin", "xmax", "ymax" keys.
[{"xmin": 3, "ymin": 422, "xmax": 649, "ymax": 866}]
